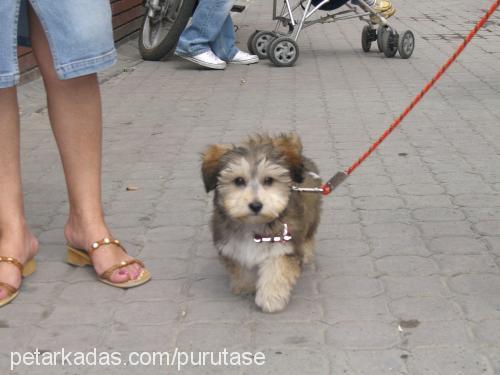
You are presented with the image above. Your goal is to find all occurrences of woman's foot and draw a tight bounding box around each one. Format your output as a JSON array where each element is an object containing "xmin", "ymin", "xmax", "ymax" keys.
[
  {"xmin": 0, "ymin": 223, "xmax": 39, "ymax": 301},
  {"xmin": 370, "ymin": 0, "xmax": 396, "ymax": 22},
  {"xmin": 65, "ymin": 216, "xmax": 144, "ymax": 284}
]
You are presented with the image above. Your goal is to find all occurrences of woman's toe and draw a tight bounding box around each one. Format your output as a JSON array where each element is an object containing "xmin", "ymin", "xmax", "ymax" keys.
[
  {"xmin": 109, "ymin": 268, "xmax": 131, "ymax": 283},
  {"xmin": 135, "ymin": 264, "xmax": 144, "ymax": 279},
  {"xmin": 128, "ymin": 264, "xmax": 141, "ymax": 280},
  {"xmin": 0, "ymin": 287, "xmax": 8, "ymax": 300}
]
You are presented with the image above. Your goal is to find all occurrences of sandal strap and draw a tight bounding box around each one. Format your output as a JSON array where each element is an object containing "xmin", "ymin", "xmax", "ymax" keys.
[
  {"xmin": 87, "ymin": 238, "xmax": 126, "ymax": 257},
  {"xmin": 0, "ymin": 256, "xmax": 24, "ymax": 272},
  {"xmin": 0, "ymin": 281, "xmax": 18, "ymax": 296},
  {"xmin": 99, "ymin": 259, "xmax": 145, "ymax": 281}
]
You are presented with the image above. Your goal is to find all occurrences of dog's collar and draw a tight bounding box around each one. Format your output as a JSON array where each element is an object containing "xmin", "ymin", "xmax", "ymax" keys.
[{"xmin": 253, "ymin": 223, "xmax": 292, "ymax": 243}]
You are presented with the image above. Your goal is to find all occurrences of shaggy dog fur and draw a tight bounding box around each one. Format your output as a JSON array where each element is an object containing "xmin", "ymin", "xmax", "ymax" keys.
[{"xmin": 201, "ymin": 133, "xmax": 321, "ymax": 312}]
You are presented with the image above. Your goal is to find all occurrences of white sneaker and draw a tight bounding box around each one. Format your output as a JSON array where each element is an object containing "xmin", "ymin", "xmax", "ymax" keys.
[
  {"xmin": 175, "ymin": 50, "xmax": 227, "ymax": 70},
  {"xmin": 229, "ymin": 50, "xmax": 259, "ymax": 65}
]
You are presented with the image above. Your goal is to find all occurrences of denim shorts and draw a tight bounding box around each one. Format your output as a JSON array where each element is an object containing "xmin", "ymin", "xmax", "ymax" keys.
[{"xmin": 0, "ymin": 0, "xmax": 117, "ymax": 88}]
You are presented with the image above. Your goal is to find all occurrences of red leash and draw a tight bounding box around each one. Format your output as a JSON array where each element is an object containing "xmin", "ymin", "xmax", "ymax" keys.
[{"xmin": 320, "ymin": 0, "xmax": 500, "ymax": 195}]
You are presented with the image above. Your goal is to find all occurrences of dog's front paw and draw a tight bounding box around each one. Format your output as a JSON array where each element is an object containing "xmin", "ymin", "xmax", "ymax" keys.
[{"xmin": 255, "ymin": 288, "xmax": 290, "ymax": 313}]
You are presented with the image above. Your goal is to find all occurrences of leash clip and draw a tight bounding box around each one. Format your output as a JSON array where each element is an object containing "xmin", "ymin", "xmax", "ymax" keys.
[
  {"xmin": 291, "ymin": 171, "xmax": 348, "ymax": 196},
  {"xmin": 321, "ymin": 171, "xmax": 348, "ymax": 195},
  {"xmin": 291, "ymin": 186, "xmax": 325, "ymax": 193}
]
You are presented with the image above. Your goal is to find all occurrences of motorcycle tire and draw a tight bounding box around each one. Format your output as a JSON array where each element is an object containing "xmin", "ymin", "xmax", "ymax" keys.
[{"xmin": 139, "ymin": 0, "xmax": 198, "ymax": 61}]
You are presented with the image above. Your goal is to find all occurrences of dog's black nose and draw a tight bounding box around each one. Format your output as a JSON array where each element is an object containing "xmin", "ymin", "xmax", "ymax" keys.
[{"xmin": 249, "ymin": 201, "xmax": 263, "ymax": 213}]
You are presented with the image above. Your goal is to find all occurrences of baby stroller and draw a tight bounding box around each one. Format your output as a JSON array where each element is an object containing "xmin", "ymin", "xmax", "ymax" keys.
[{"xmin": 247, "ymin": 0, "xmax": 415, "ymax": 67}]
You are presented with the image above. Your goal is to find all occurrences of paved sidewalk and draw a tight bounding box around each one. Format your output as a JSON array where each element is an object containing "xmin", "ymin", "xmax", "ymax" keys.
[{"xmin": 2, "ymin": 0, "xmax": 500, "ymax": 374}]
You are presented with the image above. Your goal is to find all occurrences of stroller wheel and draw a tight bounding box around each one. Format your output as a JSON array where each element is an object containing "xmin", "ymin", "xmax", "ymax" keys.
[
  {"xmin": 398, "ymin": 30, "xmax": 415, "ymax": 59},
  {"xmin": 268, "ymin": 37, "xmax": 299, "ymax": 67},
  {"xmin": 247, "ymin": 30, "xmax": 259, "ymax": 55},
  {"xmin": 382, "ymin": 28, "xmax": 398, "ymax": 58},
  {"xmin": 362, "ymin": 26, "xmax": 372, "ymax": 52},
  {"xmin": 252, "ymin": 31, "xmax": 277, "ymax": 60},
  {"xmin": 377, "ymin": 26, "xmax": 387, "ymax": 52}
]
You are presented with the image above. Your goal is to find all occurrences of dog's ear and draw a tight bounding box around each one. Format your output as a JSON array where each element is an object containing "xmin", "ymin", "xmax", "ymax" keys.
[
  {"xmin": 273, "ymin": 133, "xmax": 305, "ymax": 183},
  {"xmin": 201, "ymin": 144, "xmax": 232, "ymax": 192}
]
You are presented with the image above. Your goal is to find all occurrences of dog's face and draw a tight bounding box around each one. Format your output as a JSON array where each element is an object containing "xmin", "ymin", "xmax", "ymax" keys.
[{"xmin": 202, "ymin": 134, "xmax": 305, "ymax": 224}]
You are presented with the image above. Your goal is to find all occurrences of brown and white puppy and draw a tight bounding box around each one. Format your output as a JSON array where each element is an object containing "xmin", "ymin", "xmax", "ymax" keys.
[{"xmin": 201, "ymin": 134, "xmax": 322, "ymax": 312}]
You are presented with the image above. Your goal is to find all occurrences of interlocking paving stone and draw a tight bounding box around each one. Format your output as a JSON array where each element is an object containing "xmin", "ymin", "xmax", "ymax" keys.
[{"xmin": 4, "ymin": 0, "xmax": 500, "ymax": 373}]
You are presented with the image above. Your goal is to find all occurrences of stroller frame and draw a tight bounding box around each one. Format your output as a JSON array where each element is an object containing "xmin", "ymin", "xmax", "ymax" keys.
[
  {"xmin": 248, "ymin": 0, "xmax": 415, "ymax": 66},
  {"xmin": 272, "ymin": 0, "xmax": 388, "ymax": 41}
]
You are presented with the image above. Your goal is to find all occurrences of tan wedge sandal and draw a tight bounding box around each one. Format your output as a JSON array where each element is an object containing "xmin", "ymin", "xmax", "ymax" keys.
[
  {"xmin": 0, "ymin": 256, "xmax": 37, "ymax": 308},
  {"xmin": 66, "ymin": 238, "xmax": 151, "ymax": 289}
]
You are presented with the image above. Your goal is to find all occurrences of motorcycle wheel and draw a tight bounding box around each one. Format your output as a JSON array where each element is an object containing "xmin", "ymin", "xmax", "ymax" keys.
[{"xmin": 139, "ymin": 0, "xmax": 197, "ymax": 61}]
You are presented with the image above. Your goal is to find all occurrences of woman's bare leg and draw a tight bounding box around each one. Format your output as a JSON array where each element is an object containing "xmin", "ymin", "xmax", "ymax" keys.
[
  {"xmin": 29, "ymin": 8, "xmax": 143, "ymax": 282},
  {"xmin": 0, "ymin": 87, "xmax": 39, "ymax": 299}
]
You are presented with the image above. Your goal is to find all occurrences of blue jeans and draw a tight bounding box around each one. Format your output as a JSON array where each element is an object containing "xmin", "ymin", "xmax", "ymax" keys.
[
  {"xmin": 0, "ymin": 0, "xmax": 116, "ymax": 88},
  {"xmin": 175, "ymin": 0, "xmax": 238, "ymax": 61}
]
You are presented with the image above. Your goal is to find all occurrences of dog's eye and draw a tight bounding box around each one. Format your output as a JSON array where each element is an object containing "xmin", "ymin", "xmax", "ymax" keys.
[
  {"xmin": 233, "ymin": 177, "xmax": 246, "ymax": 187},
  {"xmin": 263, "ymin": 177, "xmax": 274, "ymax": 186}
]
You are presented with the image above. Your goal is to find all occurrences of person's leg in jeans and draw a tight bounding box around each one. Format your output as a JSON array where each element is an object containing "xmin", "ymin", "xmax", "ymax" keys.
[
  {"xmin": 210, "ymin": 14, "xmax": 238, "ymax": 61},
  {"xmin": 176, "ymin": 0, "xmax": 234, "ymax": 57}
]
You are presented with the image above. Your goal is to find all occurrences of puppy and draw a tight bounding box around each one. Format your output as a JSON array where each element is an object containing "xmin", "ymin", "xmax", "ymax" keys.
[{"xmin": 201, "ymin": 133, "xmax": 322, "ymax": 312}]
